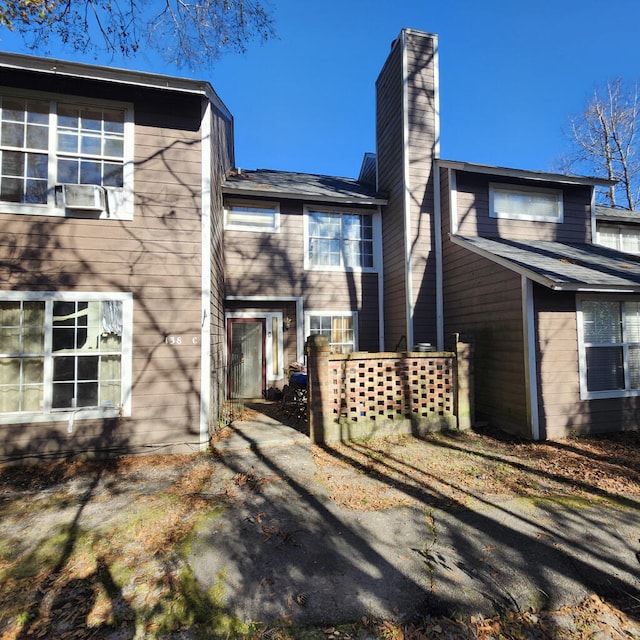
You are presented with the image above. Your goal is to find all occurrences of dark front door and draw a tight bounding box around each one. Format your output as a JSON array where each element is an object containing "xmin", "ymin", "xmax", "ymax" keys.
[{"xmin": 228, "ymin": 318, "xmax": 266, "ymax": 399}]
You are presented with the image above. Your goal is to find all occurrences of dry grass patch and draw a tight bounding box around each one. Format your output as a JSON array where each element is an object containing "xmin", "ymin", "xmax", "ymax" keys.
[{"xmin": 312, "ymin": 430, "xmax": 640, "ymax": 511}]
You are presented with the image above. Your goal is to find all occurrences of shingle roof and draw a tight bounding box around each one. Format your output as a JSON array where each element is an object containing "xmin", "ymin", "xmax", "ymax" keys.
[
  {"xmin": 595, "ymin": 205, "xmax": 640, "ymax": 223},
  {"xmin": 452, "ymin": 235, "xmax": 640, "ymax": 292},
  {"xmin": 222, "ymin": 169, "xmax": 387, "ymax": 205}
]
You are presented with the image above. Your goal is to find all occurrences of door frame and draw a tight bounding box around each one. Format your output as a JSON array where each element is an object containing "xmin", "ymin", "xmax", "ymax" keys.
[
  {"xmin": 226, "ymin": 317, "xmax": 267, "ymax": 399},
  {"xmin": 225, "ymin": 311, "xmax": 285, "ymax": 397}
]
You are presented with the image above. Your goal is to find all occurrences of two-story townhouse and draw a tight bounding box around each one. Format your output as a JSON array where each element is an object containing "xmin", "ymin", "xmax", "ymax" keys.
[
  {"xmin": 0, "ymin": 53, "xmax": 233, "ymax": 460},
  {"xmin": 222, "ymin": 169, "xmax": 387, "ymax": 398},
  {"xmin": 374, "ymin": 28, "xmax": 640, "ymax": 439},
  {"xmin": 436, "ymin": 162, "xmax": 640, "ymax": 439}
]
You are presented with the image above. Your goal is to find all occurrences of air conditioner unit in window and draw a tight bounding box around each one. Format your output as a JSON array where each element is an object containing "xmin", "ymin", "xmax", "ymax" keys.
[{"xmin": 58, "ymin": 184, "xmax": 105, "ymax": 211}]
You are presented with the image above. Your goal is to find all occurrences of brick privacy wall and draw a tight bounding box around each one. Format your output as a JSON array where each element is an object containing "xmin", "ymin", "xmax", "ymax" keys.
[
  {"xmin": 327, "ymin": 353, "xmax": 454, "ymax": 423},
  {"xmin": 305, "ymin": 335, "xmax": 462, "ymax": 442}
]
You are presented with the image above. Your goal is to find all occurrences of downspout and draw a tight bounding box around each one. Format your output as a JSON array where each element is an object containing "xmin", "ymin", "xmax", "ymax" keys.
[
  {"xmin": 432, "ymin": 35, "xmax": 443, "ymax": 351},
  {"xmin": 522, "ymin": 276, "xmax": 540, "ymax": 440},
  {"xmin": 433, "ymin": 160, "xmax": 444, "ymax": 350},
  {"xmin": 590, "ymin": 186, "xmax": 597, "ymax": 244},
  {"xmin": 199, "ymin": 101, "xmax": 213, "ymax": 450}
]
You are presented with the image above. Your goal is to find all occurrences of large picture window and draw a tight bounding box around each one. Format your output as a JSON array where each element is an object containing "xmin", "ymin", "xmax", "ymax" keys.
[
  {"xmin": 0, "ymin": 92, "xmax": 133, "ymax": 218},
  {"xmin": 0, "ymin": 293, "xmax": 132, "ymax": 421},
  {"xmin": 306, "ymin": 312, "xmax": 357, "ymax": 353},
  {"xmin": 490, "ymin": 183, "xmax": 563, "ymax": 223},
  {"xmin": 306, "ymin": 208, "xmax": 375, "ymax": 270},
  {"xmin": 578, "ymin": 299, "xmax": 640, "ymax": 398}
]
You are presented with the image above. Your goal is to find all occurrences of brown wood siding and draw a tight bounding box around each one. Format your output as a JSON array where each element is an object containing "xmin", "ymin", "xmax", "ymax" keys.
[
  {"xmin": 377, "ymin": 35, "xmax": 408, "ymax": 351},
  {"xmin": 224, "ymin": 198, "xmax": 381, "ymax": 353},
  {"xmin": 534, "ymin": 287, "xmax": 640, "ymax": 438},
  {"xmin": 406, "ymin": 31, "xmax": 438, "ymax": 346},
  {"xmin": 0, "ymin": 88, "xmax": 223, "ymax": 459},
  {"xmin": 442, "ymin": 224, "xmax": 529, "ymax": 436},
  {"xmin": 455, "ymin": 172, "xmax": 592, "ymax": 243}
]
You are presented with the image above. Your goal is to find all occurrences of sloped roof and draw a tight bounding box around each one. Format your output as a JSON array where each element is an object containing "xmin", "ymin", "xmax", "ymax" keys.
[
  {"xmin": 451, "ymin": 235, "xmax": 640, "ymax": 292},
  {"xmin": 595, "ymin": 205, "xmax": 640, "ymax": 223},
  {"xmin": 223, "ymin": 169, "xmax": 387, "ymax": 205},
  {"xmin": 0, "ymin": 51, "xmax": 231, "ymax": 120},
  {"xmin": 438, "ymin": 159, "xmax": 615, "ymax": 187}
]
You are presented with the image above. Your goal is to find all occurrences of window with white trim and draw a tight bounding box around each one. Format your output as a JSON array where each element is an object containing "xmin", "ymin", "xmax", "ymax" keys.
[
  {"xmin": 490, "ymin": 183, "xmax": 563, "ymax": 223},
  {"xmin": 597, "ymin": 225, "xmax": 640, "ymax": 254},
  {"xmin": 578, "ymin": 298, "xmax": 640, "ymax": 398},
  {"xmin": 306, "ymin": 208, "xmax": 375, "ymax": 270},
  {"xmin": 224, "ymin": 201, "xmax": 279, "ymax": 232},
  {"xmin": 306, "ymin": 312, "xmax": 357, "ymax": 353},
  {"xmin": 0, "ymin": 293, "xmax": 132, "ymax": 421},
  {"xmin": 0, "ymin": 91, "xmax": 133, "ymax": 219}
]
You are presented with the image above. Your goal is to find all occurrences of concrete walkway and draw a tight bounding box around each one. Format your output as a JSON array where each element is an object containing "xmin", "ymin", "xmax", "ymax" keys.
[{"xmin": 196, "ymin": 416, "xmax": 640, "ymax": 631}]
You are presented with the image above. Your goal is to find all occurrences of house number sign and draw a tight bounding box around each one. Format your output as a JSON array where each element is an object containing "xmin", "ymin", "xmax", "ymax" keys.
[{"xmin": 165, "ymin": 335, "xmax": 200, "ymax": 345}]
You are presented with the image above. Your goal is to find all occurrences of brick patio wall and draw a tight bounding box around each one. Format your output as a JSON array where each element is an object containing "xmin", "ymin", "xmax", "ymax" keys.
[{"xmin": 306, "ymin": 335, "xmax": 473, "ymax": 443}]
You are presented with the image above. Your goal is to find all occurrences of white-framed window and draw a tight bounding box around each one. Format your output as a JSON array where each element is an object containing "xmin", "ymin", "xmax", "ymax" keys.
[
  {"xmin": 224, "ymin": 201, "xmax": 280, "ymax": 232},
  {"xmin": 577, "ymin": 297, "xmax": 640, "ymax": 399},
  {"xmin": 0, "ymin": 90, "xmax": 134, "ymax": 219},
  {"xmin": 0, "ymin": 291, "xmax": 132, "ymax": 423},
  {"xmin": 489, "ymin": 183, "xmax": 563, "ymax": 223},
  {"xmin": 305, "ymin": 311, "xmax": 358, "ymax": 353},
  {"xmin": 597, "ymin": 225, "xmax": 640, "ymax": 255},
  {"xmin": 304, "ymin": 207, "xmax": 378, "ymax": 271}
]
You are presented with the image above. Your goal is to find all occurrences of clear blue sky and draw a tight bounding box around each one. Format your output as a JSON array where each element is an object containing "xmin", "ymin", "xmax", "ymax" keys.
[{"xmin": 2, "ymin": 0, "xmax": 640, "ymax": 179}]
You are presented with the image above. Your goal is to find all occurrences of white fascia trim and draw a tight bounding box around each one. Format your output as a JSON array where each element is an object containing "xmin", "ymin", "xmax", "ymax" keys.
[
  {"xmin": 226, "ymin": 295, "xmax": 305, "ymax": 362},
  {"xmin": 590, "ymin": 187, "xmax": 597, "ymax": 245},
  {"xmin": 449, "ymin": 168, "xmax": 459, "ymax": 235},
  {"xmin": 401, "ymin": 30, "xmax": 414, "ymax": 350},
  {"xmin": 0, "ymin": 52, "xmax": 233, "ymax": 121},
  {"xmin": 437, "ymin": 159, "xmax": 616, "ymax": 188},
  {"xmin": 199, "ymin": 101, "xmax": 212, "ymax": 451},
  {"xmin": 522, "ymin": 277, "xmax": 540, "ymax": 440},
  {"xmin": 433, "ymin": 160, "xmax": 444, "ymax": 350}
]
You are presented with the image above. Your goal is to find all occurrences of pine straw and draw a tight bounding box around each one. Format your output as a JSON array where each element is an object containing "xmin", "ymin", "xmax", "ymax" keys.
[{"xmin": 311, "ymin": 430, "xmax": 640, "ymax": 511}]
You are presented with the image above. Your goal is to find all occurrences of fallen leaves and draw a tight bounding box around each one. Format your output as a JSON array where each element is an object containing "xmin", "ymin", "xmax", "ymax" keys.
[{"xmin": 311, "ymin": 431, "xmax": 640, "ymax": 512}]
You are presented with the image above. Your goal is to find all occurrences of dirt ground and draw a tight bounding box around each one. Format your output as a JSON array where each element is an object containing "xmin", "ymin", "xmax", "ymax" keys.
[{"xmin": 1, "ymin": 418, "xmax": 640, "ymax": 639}]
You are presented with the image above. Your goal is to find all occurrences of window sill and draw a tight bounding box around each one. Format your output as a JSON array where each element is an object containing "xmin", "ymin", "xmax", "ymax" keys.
[{"xmin": 0, "ymin": 406, "xmax": 125, "ymax": 425}]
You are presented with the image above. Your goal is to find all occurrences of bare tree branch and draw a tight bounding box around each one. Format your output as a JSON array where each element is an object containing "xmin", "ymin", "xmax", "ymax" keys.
[
  {"xmin": 0, "ymin": 0, "xmax": 275, "ymax": 68},
  {"xmin": 561, "ymin": 78, "xmax": 640, "ymax": 210}
]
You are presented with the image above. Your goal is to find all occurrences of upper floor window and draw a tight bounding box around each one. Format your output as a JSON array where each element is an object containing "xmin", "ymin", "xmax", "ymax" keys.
[
  {"xmin": 577, "ymin": 298, "xmax": 640, "ymax": 399},
  {"xmin": 224, "ymin": 201, "xmax": 279, "ymax": 232},
  {"xmin": 490, "ymin": 183, "xmax": 563, "ymax": 223},
  {"xmin": 0, "ymin": 292, "xmax": 132, "ymax": 423},
  {"xmin": 597, "ymin": 225, "xmax": 640, "ymax": 254},
  {"xmin": 0, "ymin": 92, "xmax": 133, "ymax": 219},
  {"xmin": 305, "ymin": 207, "xmax": 376, "ymax": 270}
]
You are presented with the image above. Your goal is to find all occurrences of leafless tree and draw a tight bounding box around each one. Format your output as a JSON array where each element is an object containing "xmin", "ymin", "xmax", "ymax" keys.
[
  {"xmin": 0, "ymin": 0, "xmax": 275, "ymax": 68},
  {"xmin": 561, "ymin": 78, "xmax": 640, "ymax": 210}
]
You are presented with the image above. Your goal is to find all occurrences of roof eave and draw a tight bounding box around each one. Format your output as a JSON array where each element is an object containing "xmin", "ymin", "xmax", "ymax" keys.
[
  {"xmin": 222, "ymin": 185, "xmax": 388, "ymax": 206},
  {"xmin": 450, "ymin": 235, "xmax": 640, "ymax": 293},
  {"xmin": 437, "ymin": 159, "xmax": 616, "ymax": 188},
  {"xmin": 0, "ymin": 51, "xmax": 232, "ymax": 121}
]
